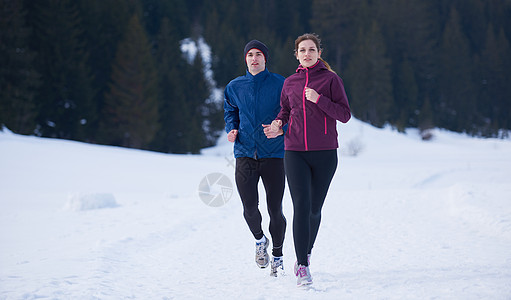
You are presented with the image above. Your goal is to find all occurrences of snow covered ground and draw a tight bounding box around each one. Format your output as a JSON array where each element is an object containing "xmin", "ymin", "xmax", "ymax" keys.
[{"xmin": 1, "ymin": 118, "xmax": 510, "ymax": 299}]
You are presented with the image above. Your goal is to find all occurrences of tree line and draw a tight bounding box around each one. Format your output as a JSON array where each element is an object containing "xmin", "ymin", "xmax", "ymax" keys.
[{"xmin": 1, "ymin": 0, "xmax": 510, "ymax": 154}]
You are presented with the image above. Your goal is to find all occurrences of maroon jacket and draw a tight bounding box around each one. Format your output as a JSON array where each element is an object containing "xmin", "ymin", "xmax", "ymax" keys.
[{"xmin": 276, "ymin": 60, "xmax": 351, "ymax": 151}]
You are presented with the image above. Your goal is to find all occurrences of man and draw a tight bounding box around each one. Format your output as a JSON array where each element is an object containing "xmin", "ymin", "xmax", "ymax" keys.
[{"xmin": 224, "ymin": 40, "xmax": 286, "ymax": 276}]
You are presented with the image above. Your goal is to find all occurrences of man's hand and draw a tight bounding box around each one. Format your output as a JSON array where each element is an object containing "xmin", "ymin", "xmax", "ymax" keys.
[{"xmin": 227, "ymin": 129, "xmax": 238, "ymax": 142}]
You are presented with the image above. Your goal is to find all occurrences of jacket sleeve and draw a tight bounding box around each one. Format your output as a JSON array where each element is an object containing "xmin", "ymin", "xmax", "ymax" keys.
[
  {"xmin": 276, "ymin": 87, "xmax": 291, "ymax": 125},
  {"xmin": 224, "ymin": 86, "xmax": 240, "ymax": 133},
  {"xmin": 316, "ymin": 76, "xmax": 351, "ymax": 123}
]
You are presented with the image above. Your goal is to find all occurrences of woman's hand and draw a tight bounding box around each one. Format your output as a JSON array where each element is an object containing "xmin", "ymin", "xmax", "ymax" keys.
[
  {"xmin": 271, "ymin": 120, "xmax": 282, "ymax": 132},
  {"xmin": 262, "ymin": 120, "xmax": 283, "ymax": 139},
  {"xmin": 305, "ymin": 87, "xmax": 320, "ymax": 103},
  {"xmin": 227, "ymin": 129, "xmax": 238, "ymax": 142}
]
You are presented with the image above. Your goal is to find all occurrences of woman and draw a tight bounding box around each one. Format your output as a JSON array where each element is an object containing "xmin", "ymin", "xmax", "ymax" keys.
[{"xmin": 264, "ymin": 33, "xmax": 351, "ymax": 286}]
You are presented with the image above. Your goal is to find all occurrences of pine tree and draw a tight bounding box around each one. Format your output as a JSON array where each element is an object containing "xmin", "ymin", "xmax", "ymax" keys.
[
  {"xmin": 346, "ymin": 21, "xmax": 393, "ymax": 127},
  {"xmin": 496, "ymin": 28, "xmax": 511, "ymax": 132},
  {"xmin": 438, "ymin": 7, "xmax": 478, "ymax": 133},
  {"xmin": 28, "ymin": 0, "xmax": 95, "ymax": 140},
  {"xmin": 0, "ymin": 0, "xmax": 40, "ymax": 134},
  {"xmin": 140, "ymin": 0, "xmax": 189, "ymax": 38},
  {"xmin": 100, "ymin": 14, "xmax": 159, "ymax": 149},
  {"xmin": 376, "ymin": 0, "xmax": 439, "ymax": 129},
  {"xmin": 480, "ymin": 25, "xmax": 511, "ymax": 135},
  {"xmin": 152, "ymin": 17, "xmax": 191, "ymax": 153},
  {"xmin": 184, "ymin": 45, "xmax": 210, "ymax": 153},
  {"xmin": 76, "ymin": 0, "xmax": 135, "ymax": 141},
  {"xmin": 202, "ymin": 2, "xmax": 245, "ymax": 86},
  {"xmin": 311, "ymin": 0, "xmax": 366, "ymax": 73},
  {"xmin": 394, "ymin": 58, "xmax": 419, "ymax": 131}
]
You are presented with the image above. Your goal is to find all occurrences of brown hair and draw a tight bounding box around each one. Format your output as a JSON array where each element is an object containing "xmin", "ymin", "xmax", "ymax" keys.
[{"xmin": 294, "ymin": 33, "xmax": 335, "ymax": 73}]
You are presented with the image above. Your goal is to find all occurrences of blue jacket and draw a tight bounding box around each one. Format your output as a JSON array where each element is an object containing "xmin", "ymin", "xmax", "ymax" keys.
[{"xmin": 224, "ymin": 69, "xmax": 285, "ymax": 159}]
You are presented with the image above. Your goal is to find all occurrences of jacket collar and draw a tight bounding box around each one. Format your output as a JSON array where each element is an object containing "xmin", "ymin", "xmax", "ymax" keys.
[
  {"xmin": 246, "ymin": 68, "xmax": 270, "ymax": 81},
  {"xmin": 296, "ymin": 60, "xmax": 325, "ymax": 73}
]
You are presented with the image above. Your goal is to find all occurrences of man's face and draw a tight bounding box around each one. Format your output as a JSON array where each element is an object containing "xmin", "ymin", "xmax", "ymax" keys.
[{"xmin": 246, "ymin": 48, "xmax": 266, "ymax": 75}]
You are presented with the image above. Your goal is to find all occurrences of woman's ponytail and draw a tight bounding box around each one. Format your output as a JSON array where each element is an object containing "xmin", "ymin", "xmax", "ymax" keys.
[{"xmin": 319, "ymin": 57, "xmax": 336, "ymax": 74}]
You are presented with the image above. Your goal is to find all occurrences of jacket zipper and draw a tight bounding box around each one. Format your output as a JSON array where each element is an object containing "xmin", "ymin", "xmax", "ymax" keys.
[
  {"xmin": 324, "ymin": 116, "xmax": 327, "ymax": 134},
  {"xmin": 303, "ymin": 69, "xmax": 309, "ymax": 151},
  {"xmin": 253, "ymin": 81, "xmax": 258, "ymax": 159}
]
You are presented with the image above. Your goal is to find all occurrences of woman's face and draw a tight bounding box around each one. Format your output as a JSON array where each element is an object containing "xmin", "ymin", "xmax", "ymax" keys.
[{"xmin": 296, "ymin": 39, "xmax": 321, "ymax": 68}]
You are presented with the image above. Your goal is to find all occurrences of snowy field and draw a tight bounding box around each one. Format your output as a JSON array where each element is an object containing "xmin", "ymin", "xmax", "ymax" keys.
[{"xmin": 1, "ymin": 118, "xmax": 510, "ymax": 299}]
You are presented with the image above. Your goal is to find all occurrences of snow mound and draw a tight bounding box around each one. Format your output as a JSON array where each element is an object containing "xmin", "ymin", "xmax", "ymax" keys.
[
  {"xmin": 0, "ymin": 126, "xmax": 15, "ymax": 136},
  {"xmin": 64, "ymin": 193, "xmax": 119, "ymax": 211}
]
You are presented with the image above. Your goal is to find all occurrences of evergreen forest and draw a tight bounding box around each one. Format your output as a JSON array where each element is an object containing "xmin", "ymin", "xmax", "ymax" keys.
[{"xmin": 1, "ymin": 0, "xmax": 510, "ymax": 153}]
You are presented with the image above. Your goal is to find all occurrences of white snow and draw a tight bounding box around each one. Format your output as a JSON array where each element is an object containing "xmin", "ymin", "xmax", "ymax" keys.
[{"xmin": 1, "ymin": 119, "xmax": 510, "ymax": 299}]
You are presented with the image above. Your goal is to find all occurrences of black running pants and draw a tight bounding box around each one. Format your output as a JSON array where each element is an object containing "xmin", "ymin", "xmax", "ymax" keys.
[
  {"xmin": 235, "ymin": 157, "xmax": 286, "ymax": 256},
  {"xmin": 284, "ymin": 150, "xmax": 337, "ymax": 266}
]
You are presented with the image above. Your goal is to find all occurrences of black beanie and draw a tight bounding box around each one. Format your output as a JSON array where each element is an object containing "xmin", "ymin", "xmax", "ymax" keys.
[{"xmin": 244, "ymin": 40, "xmax": 269, "ymax": 62}]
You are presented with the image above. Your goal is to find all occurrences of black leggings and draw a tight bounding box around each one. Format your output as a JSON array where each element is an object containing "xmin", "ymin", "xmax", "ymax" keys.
[
  {"xmin": 284, "ymin": 150, "xmax": 337, "ymax": 266},
  {"xmin": 235, "ymin": 157, "xmax": 286, "ymax": 256}
]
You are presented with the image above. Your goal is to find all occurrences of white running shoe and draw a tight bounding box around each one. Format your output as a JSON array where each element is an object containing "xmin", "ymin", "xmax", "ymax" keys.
[
  {"xmin": 296, "ymin": 264, "xmax": 313, "ymax": 286},
  {"xmin": 270, "ymin": 256, "xmax": 284, "ymax": 277},
  {"xmin": 294, "ymin": 254, "xmax": 311, "ymax": 275},
  {"xmin": 255, "ymin": 236, "xmax": 269, "ymax": 268}
]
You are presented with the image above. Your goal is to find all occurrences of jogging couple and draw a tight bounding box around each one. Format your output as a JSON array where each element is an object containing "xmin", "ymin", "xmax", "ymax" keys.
[{"xmin": 224, "ymin": 34, "xmax": 351, "ymax": 286}]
